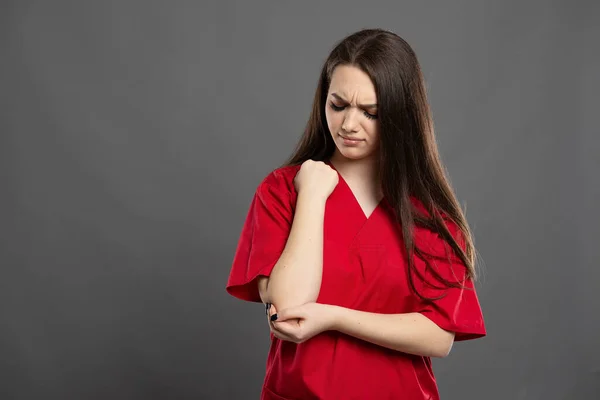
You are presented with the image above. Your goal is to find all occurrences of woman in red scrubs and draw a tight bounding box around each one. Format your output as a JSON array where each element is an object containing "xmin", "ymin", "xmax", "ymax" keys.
[{"xmin": 226, "ymin": 28, "xmax": 486, "ymax": 400}]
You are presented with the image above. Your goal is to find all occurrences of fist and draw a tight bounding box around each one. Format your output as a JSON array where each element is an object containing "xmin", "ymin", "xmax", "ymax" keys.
[{"xmin": 293, "ymin": 160, "xmax": 339, "ymax": 201}]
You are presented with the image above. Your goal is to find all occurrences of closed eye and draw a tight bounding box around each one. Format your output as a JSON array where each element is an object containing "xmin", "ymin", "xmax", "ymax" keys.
[
  {"xmin": 329, "ymin": 102, "xmax": 345, "ymax": 112},
  {"xmin": 328, "ymin": 102, "xmax": 378, "ymax": 120}
]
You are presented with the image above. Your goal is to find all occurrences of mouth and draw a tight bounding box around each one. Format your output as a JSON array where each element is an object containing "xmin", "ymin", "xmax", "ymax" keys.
[{"xmin": 338, "ymin": 134, "xmax": 364, "ymax": 142}]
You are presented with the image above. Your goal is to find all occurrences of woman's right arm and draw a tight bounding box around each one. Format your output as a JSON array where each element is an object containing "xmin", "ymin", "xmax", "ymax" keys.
[
  {"xmin": 258, "ymin": 193, "xmax": 327, "ymax": 311},
  {"xmin": 258, "ymin": 161, "xmax": 338, "ymax": 312}
]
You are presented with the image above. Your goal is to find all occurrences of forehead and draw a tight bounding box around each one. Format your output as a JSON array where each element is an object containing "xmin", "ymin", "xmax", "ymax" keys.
[{"xmin": 328, "ymin": 65, "xmax": 376, "ymax": 100}]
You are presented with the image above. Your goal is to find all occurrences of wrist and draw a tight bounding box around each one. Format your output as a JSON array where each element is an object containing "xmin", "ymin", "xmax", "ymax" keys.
[
  {"xmin": 297, "ymin": 191, "xmax": 327, "ymax": 208},
  {"xmin": 325, "ymin": 304, "xmax": 344, "ymax": 331}
]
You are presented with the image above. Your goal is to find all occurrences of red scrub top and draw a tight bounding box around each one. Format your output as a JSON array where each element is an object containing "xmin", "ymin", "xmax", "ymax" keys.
[{"xmin": 226, "ymin": 163, "xmax": 486, "ymax": 400}]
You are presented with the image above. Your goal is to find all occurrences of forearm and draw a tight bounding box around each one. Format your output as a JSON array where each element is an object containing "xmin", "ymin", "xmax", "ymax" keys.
[
  {"xmin": 330, "ymin": 306, "xmax": 455, "ymax": 358},
  {"xmin": 264, "ymin": 194, "xmax": 326, "ymax": 310}
]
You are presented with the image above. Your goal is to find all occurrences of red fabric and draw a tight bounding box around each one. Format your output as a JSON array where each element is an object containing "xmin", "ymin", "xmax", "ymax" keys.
[{"xmin": 226, "ymin": 163, "xmax": 486, "ymax": 400}]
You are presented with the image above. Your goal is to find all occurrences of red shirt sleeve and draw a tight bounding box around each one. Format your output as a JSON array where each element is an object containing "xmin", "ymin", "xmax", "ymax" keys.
[
  {"xmin": 225, "ymin": 171, "xmax": 294, "ymax": 303},
  {"xmin": 413, "ymin": 218, "xmax": 486, "ymax": 341}
]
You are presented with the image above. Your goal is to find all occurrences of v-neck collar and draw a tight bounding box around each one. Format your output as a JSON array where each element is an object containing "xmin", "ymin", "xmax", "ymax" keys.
[{"xmin": 325, "ymin": 160, "xmax": 385, "ymax": 221}]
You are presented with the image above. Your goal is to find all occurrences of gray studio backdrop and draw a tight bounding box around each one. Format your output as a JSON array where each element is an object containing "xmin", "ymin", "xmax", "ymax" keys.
[{"xmin": 1, "ymin": 1, "xmax": 598, "ymax": 399}]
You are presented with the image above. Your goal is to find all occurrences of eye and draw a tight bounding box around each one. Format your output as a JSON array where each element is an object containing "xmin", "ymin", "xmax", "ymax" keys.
[
  {"xmin": 363, "ymin": 111, "xmax": 378, "ymax": 120},
  {"xmin": 329, "ymin": 102, "xmax": 378, "ymax": 120},
  {"xmin": 329, "ymin": 102, "xmax": 345, "ymax": 112}
]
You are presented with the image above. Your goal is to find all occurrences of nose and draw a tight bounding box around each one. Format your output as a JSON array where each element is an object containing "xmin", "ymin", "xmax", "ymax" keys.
[{"xmin": 341, "ymin": 109, "xmax": 359, "ymax": 133}]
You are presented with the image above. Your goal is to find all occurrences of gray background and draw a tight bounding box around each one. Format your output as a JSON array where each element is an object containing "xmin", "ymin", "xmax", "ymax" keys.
[{"xmin": 1, "ymin": 1, "xmax": 598, "ymax": 399}]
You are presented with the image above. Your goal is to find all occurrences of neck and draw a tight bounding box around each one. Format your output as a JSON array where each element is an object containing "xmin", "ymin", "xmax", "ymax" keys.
[{"xmin": 330, "ymin": 151, "xmax": 382, "ymax": 195}]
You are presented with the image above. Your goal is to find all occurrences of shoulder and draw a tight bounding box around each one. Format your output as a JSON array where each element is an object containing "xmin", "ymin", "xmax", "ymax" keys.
[
  {"xmin": 409, "ymin": 198, "xmax": 471, "ymax": 280},
  {"xmin": 262, "ymin": 164, "xmax": 301, "ymax": 188},
  {"xmin": 255, "ymin": 164, "xmax": 302, "ymax": 198},
  {"xmin": 409, "ymin": 196, "xmax": 463, "ymax": 245}
]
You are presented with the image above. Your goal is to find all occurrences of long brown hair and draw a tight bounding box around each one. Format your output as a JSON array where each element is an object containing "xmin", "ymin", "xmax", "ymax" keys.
[{"xmin": 282, "ymin": 28, "xmax": 477, "ymax": 301}]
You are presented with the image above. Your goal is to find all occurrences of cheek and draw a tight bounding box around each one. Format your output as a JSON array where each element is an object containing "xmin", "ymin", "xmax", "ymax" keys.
[
  {"xmin": 364, "ymin": 121, "xmax": 381, "ymax": 146},
  {"xmin": 363, "ymin": 120, "xmax": 379, "ymax": 137},
  {"xmin": 325, "ymin": 109, "xmax": 342, "ymax": 132}
]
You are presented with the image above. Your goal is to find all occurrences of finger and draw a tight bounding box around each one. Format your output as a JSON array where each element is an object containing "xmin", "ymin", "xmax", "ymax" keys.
[
  {"xmin": 270, "ymin": 322, "xmax": 297, "ymax": 342},
  {"xmin": 266, "ymin": 304, "xmax": 277, "ymax": 325},
  {"xmin": 266, "ymin": 304, "xmax": 287, "ymax": 337},
  {"xmin": 269, "ymin": 303, "xmax": 278, "ymax": 317},
  {"xmin": 272, "ymin": 320, "xmax": 301, "ymax": 337},
  {"xmin": 273, "ymin": 307, "xmax": 305, "ymax": 322},
  {"xmin": 266, "ymin": 305, "xmax": 277, "ymax": 329},
  {"xmin": 269, "ymin": 307, "xmax": 293, "ymax": 333},
  {"xmin": 271, "ymin": 329, "xmax": 296, "ymax": 342}
]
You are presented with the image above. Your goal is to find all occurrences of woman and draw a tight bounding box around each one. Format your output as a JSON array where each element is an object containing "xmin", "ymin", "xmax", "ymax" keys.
[{"xmin": 226, "ymin": 28, "xmax": 486, "ymax": 400}]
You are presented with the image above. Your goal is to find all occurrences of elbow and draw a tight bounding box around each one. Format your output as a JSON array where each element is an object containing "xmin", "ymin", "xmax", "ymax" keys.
[
  {"xmin": 260, "ymin": 273, "xmax": 320, "ymax": 309},
  {"xmin": 432, "ymin": 333, "xmax": 455, "ymax": 358},
  {"xmin": 432, "ymin": 343, "xmax": 452, "ymax": 358},
  {"xmin": 266, "ymin": 283, "xmax": 318, "ymax": 311},
  {"xmin": 257, "ymin": 277, "xmax": 270, "ymax": 304},
  {"xmin": 267, "ymin": 290, "xmax": 317, "ymax": 311}
]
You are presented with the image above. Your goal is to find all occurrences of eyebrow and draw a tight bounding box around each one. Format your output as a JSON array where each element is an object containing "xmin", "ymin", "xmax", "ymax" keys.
[{"xmin": 331, "ymin": 93, "xmax": 377, "ymax": 109}]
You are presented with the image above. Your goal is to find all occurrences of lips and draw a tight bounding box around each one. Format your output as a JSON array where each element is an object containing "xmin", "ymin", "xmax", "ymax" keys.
[{"xmin": 339, "ymin": 134, "xmax": 364, "ymax": 142}]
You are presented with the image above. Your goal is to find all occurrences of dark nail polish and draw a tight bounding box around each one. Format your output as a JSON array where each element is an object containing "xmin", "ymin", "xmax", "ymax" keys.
[{"xmin": 270, "ymin": 314, "xmax": 278, "ymax": 322}]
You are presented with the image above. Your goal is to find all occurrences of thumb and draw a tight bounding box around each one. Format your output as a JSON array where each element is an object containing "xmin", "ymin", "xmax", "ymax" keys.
[
  {"xmin": 272, "ymin": 305, "xmax": 304, "ymax": 322},
  {"xmin": 268, "ymin": 303, "xmax": 278, "ymax": 318}
]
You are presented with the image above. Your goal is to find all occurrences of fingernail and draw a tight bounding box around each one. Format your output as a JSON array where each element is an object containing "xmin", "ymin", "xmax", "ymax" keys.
[{"xmin": 270, "ymin": 314, "xmax": 278, "ymax": 322}]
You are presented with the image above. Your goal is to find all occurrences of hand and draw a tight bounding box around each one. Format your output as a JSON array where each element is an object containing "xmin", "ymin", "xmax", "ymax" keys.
[
  {"xmin": 266, "ymin": 303, "xmax": 300, "ymax": 342},
  {"xmin": 268, "ymin": 302, "xmax": 337, "ymax": 344},
  {"xmin": 293, "ymin": 160, "xmax": 339, "ymax": 202},
  {"xmin": 266, "ymin": 303, "xmax": 296, "ymax": 342}
]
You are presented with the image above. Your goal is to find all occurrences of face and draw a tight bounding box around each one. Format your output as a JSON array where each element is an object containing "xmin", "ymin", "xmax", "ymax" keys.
[{"xmin": 325, "ymin": 64, "xmax": 380, "ymax": 161}]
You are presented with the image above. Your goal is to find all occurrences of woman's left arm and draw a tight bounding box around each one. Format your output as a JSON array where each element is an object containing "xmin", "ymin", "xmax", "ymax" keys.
[
  {"xmin": 270, "ymin": 303, "xmax": 455, "ymax": 358},
  {"xmin": 330, "ymin": 305, "xmax": 455, "ymax": 358}
]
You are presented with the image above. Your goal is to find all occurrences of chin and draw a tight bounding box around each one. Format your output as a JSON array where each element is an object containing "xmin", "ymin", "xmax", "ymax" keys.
[{"xmin": 336, "ymin": 147, "xmax": 376, "ymax": 161}]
